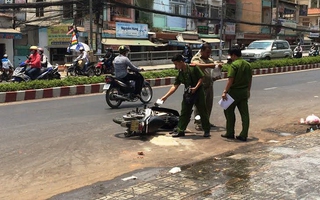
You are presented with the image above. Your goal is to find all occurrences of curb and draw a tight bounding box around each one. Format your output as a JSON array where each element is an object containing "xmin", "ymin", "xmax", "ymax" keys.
[{"xmin": 0, "ymin": 64, "xmax": 319, "ymax": 103}]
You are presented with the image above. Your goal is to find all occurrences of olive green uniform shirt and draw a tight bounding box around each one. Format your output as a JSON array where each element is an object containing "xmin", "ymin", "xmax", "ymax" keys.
[
  {"xmin": 191, "ymin": 53, "xmax": 214, "ymax": 88},
  {"xmin": 227, "ymin": 58, "xmax": 252, "ymax": 89},
  {"xmin": 174, "ymin": 65, "xmax": 204, "ymax": 87}
]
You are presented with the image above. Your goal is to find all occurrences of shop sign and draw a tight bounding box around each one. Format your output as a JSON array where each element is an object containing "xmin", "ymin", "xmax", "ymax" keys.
[
  {"xmin": 47, "ymin": 26, "xmax": 71, "ymax": 46},
  {"xmin": 116, "ymin": 22, "xmax": 148, "ymax": 39},
  {"xmin": 236, "ymin": 32, "xmax": 244, "ymax": 39},
  {"xmin": 0, "ymin": 33, "xmax": 22, "ymax": 39},
  {"xmin": 225, "ymin": 23, "xmax": 235, "ymax": 35},
  {"xmin": 197, "ymin": 26, "xmax": 209, "ymax": 34},
  {"xmin": 310, "ymin": 26, "xmax": 319, "ymax": 38}
]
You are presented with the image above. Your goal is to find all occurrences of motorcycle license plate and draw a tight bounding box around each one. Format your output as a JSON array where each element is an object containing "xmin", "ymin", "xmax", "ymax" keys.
[
  {"xmin": 103, "ymin": 84, "xmax": 110, "ymax": 90},
  {"xmin": 130, "ymin": 120, "xmax": 139, "ymax": 132}
]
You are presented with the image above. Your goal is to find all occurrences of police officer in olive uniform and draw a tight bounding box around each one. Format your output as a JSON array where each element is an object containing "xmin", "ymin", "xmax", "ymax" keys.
[
  {"xmin": 221, "ymin": 47, "xmax": 252, "ymax": 142},
  {"xmin": 160, "ymin": 54, "xmax": 211, "ymax": 137},
  {"xmin": 191, "ymin": 43, "xmax": 217, "ymax": 131}
]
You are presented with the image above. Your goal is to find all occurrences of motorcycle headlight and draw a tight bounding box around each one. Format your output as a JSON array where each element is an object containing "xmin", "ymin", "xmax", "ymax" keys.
[{"xmin": 254, "ymin": 54, "xmax": 261, "ymax": 58}]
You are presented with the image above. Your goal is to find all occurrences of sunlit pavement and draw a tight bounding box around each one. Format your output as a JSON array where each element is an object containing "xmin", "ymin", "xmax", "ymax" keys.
[{"xmin": 50, "ymin": 131, "xmax": 320, "ymax": 200}]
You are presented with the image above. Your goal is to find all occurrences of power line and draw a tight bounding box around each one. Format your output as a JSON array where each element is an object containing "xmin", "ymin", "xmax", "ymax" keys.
[{"xmin": 108, "ymin": 0, "xmax": 319, "ymax": 34}]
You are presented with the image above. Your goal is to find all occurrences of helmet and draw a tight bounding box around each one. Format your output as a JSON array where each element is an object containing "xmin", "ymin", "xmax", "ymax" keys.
[
  {"xmin": 30, "ymin": 46, "xmax": 38, "ymax": 50},
  {"xmin": 3, "ymin": 54, "xmax": 8, "ymax": 58},
  {"xmin": 38, "ymin": 47, "xmax": 44, "ymax": 53},
  {"xmin": 118, "ymin": 45, "xmax": 129, "ymax": 54},
  {"xmin": 79, "ymin": 46, "xmax": 84, "ymax": 51}
]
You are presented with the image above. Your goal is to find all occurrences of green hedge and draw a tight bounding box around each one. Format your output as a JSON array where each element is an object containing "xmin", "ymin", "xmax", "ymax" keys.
[{"xmin": 1, "ymin": 56, "xmax": 320, "ymax": 92}]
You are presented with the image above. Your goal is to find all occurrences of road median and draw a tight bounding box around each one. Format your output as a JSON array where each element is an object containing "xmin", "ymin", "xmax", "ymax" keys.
[{"xmin": 1, "ymin": 63, "xmax": 319, "ymax": 103}]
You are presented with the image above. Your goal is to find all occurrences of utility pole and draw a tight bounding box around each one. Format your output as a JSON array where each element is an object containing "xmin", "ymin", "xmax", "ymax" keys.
[
  {"xmin": 219, "ymin": 0, "xmax": 225, "ymax": 62},
  {"xmin": 89, "ymin": 0, "xmax": 93, "ymax": 50},
  {"xmin": 275, "ymin": 0, "xmax": 279, "ymax": 39}
]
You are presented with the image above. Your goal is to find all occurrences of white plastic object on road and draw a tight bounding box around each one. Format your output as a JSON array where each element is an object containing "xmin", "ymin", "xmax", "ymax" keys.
[
  {"xmin": 121, "ymin": 176, "xmax": 137, "ymax": 181},
  {"xmin": 169, "ymin": 167, "xmax": 181, "ymax": 174},
  {"xmin": 305, "ymin": 114, "xmax": 320, "ymax": 125}
]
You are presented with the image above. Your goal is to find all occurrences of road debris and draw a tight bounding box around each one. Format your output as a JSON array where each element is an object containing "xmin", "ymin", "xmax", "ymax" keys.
[
  {"xmin": 169, "ymin": 167, "xmax": 181, "ymax": 174},
  {"xmin": 121, "ymin": 176, "xmax": 137, "ymax": 181}
]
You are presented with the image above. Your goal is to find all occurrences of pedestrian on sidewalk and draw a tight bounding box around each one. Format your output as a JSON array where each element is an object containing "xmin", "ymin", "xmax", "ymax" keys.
[
  {"xmin": 221, "ymin": 47, "xmax": 252, "ymax": 142},
  {"xmin": 160, "ymin": 54, "xmax": 211, "ymax": 137},
  {"xmin": 191, "ymin": 42, "xmax": 219, "ymax": 131},
  {"xmin": 182, "ymin": 44, "xmax": 193, "ymax": 64}
]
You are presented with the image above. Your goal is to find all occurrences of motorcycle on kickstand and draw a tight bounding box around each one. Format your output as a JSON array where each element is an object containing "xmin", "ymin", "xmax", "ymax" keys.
[
  {"xmin": 103, "ymin": 70, "xmax": 153, "ymax": 109},
  {"xmin": 113, "ymin": 99, "xmax": 179, "ymax": 137},
  {"xmin": 67, "ymin": 59, "xmax": 95, "ymax": 77}
]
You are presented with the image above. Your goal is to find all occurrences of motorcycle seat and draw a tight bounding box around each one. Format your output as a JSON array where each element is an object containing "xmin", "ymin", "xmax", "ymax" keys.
[{"xmin": 150, "ymin": 106, "xmax": 180, "ymax": 116}]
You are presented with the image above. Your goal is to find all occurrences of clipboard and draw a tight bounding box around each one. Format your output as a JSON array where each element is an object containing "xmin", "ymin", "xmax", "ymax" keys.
[{"xmin": 218, "ymin": 93, "xmax": 235, "ymax": 110}]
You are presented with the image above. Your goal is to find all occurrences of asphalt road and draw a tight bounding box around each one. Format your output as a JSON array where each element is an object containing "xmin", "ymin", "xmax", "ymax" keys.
[{"xmin": 1, "ymin": 68, "xmax": 320, "ymax": 200}]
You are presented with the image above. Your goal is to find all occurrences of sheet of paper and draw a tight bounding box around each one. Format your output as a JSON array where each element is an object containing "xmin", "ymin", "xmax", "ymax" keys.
[{"xmin": 218, "ymin": 93, "xmax": 235, "ymax": 110}]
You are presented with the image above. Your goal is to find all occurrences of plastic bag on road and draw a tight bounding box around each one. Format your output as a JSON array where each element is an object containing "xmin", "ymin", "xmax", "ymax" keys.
[{"xmin": 305, "ymin": 114, "xmax": 320, "ymax": 125}]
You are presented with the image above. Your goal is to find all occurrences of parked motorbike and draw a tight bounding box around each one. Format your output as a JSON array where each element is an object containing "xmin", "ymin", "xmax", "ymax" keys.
[
  {"xmin": 103, "ymin": 71, "xmax": 153, "ymax": 109},
  {"xmin": 11, "ymin": 62, "xmax": 61, "ymax": 82},
  {"xmin": 293, "ymin": 50, "xmax": 303, "ymax": 58},
  {"xmin": 67, "ymin": 59, "xmax": 95, "ymax": 77},
  {"xmin": 309, "ymin": 49, "xmax": 319, "ymax": 56},
  {"xmin": 113, "ymin": 100, "xmax": 179, "ymax": 137},
  {"xmin": 94, "ymin": 57, "xmax": 114, "ymax": 76}
]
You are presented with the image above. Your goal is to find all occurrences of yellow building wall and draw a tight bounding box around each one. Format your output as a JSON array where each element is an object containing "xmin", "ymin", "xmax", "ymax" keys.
[{"xmin": 238, "ymin": 0, "xmax": 262, "ymax": 33}]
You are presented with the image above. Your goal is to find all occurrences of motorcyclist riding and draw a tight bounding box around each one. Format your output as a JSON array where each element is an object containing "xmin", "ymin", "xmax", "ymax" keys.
[
  {"xmin": 113, "ymin": 45, "xmax": 144, "ymax": 98},
  {"xmin": 25, "ymin": 46, "xmax": 41, "ymax": 80},
  {"xmin": 310, "ymin": 43, "xmax": 318, "ymax": 56},
  {"xmin": 1, "ymin": 54, "xmax": 14, "ymax": 80},
  {"xmin": 104, "ymin": 48, "xmax": 115, "ymax": 71},
  {"xmin": 294, "ymin": 43, "xmax": 303, "ymax": 58},
  {"xmin": 38, "ymin": 47, "xmax": 48, "ymax": 68},
  {"xmin": 75, "ymin": 46, "xmax": 89, "ymax": 73}
]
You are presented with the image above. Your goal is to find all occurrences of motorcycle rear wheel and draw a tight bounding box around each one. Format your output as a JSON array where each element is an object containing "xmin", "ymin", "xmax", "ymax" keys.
[
  {"xmin": 105, "ymin": 87, "xmax": 123, "ymax": 108},
  {"xmin": 140, "ymin": 84, "xmax": 153, "ymax": 104}
]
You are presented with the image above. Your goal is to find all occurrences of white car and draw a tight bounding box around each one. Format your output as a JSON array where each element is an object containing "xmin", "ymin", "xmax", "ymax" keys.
[{"xmin": 241, "ymin": 40, "xmax": 293, "ymax": 62}]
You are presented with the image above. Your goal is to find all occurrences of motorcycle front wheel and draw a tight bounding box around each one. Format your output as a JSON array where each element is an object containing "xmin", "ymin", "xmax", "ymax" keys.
[
  {"xmin": 140, "ymin": 84, "xmax": 153, "ymax": 104},
  {"xmin": 94, "ymin": 67, "xmax": 102, "ymax": 76},
  {"xmin": 105, "ymin": 87, "xmax": 123, "ymax": 108}
]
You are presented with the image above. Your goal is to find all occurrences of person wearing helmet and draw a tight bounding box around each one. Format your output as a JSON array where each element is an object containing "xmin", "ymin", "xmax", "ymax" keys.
[
  {"xmin": 75, "ymin": 46, "xmax": 89, "ymax": 73},
  {"xmin": 1, "ymin": 54, "xmax": 14, "ymax": 80},
  {"xmin": 25, "ymin": 46, "xmax": 41, "ymax": 80},
  {"xmin": 38, "ymin": 47, "xmax": 48, "ymax": 68},
  {"xmin": 104, "ymin": 48, "xmax": 115, "ymax": 72},
  {"xmin": 113, "ymin": 45, "xmax": 143, "ymax": 97}
]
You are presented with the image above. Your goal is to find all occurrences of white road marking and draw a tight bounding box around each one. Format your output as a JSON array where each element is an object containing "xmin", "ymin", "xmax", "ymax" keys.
[
  {"xmin": 307, "ymin": 81, "xmax": 317, "ymax": 84},
  {"xmin": 264, "ymin": 87, "xmax": 277, "ymax": 91}
]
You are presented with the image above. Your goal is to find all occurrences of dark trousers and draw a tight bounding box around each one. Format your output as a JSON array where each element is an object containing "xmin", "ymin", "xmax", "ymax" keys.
[
  {"xmin": 224, "ymin": 88, "xmax": 250, "ymax": 138},
  {"xmin": 124, "ymin": 73, "xmax": 143, "ymax": 95},
  {"xmin": 26, "ymin": 67, "xmax": 41, "ymax": 80}
]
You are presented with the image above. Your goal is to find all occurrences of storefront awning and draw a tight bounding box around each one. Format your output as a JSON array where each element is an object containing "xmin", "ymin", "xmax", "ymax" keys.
[
  {"xmin": 201, "ymin": 38, "xmax": 224, "ymax": 44},
  {"xmin": 168, "ymin": 40, "xmax": 202, "ymax": 47},
  {"xmin": 101, "ymin": 38, "xmax": 161, "ymax": 46},
  {"xmin": 0, "ymin": 28, "xmax": 22, "ymax": 39}
]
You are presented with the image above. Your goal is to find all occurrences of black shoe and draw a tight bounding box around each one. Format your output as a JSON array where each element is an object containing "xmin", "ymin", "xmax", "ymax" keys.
[
  {"xmin": 203, "ymin": 132, "xmax": 211, "ymax": 137},
  {"xmin": 221, "ymin": 134, "xmax": 235, "ymax": 139},
  {"xmin": 236, "ymin": 135, "xmax": 247, "ymax": 142},
  {"xmin": 171, "ymin": 131, "xmax": 185, "ymax": 137}
]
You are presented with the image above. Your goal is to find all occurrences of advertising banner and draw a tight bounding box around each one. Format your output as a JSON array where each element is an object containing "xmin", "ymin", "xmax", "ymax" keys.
[
  {"xmin": 116, "ymin": 22, "xmax": 148, "ymax": 39},
  {"xmin": 47, "ymin": 26, "xmax": 71, "ymax": 46}
]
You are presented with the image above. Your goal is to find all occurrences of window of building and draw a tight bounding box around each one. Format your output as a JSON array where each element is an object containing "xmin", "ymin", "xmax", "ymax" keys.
[
  {"xmin": 302, "ymin": 17, "xmax": 310, "ymax": 27},
  {"xmin": 63, "ymin": 4, "xmax": 73, "ymax": 18},
  {"xmin": 311, "ymin": 0, "xmax": 320, "ymax": 8},
  {"xmin": 36, "ymin": 0, "xmax": 44, "ymax": 17}
]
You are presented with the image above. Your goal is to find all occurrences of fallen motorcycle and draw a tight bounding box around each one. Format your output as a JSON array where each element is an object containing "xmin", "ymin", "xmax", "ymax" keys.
[{"xmin": 113, "ymin": 100, "xmax": 179, "ymax": 137}]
